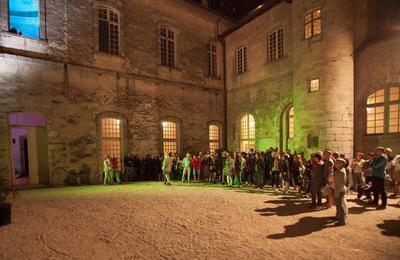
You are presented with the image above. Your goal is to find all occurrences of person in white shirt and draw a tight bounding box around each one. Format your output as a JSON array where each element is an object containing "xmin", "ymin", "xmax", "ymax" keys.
[
  {"xmin": 350, "ymin": 152, "xmax": 365, "ymax": 192},
  {"xmin": 162, "ymin": 152, "xmax": 173, "ymax": 185}
]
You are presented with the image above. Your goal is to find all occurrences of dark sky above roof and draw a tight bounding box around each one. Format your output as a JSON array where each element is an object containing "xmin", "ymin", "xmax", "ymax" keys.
[{"xmin": 192, "ymin": 0, "xmax": 267, "ymax": 19}]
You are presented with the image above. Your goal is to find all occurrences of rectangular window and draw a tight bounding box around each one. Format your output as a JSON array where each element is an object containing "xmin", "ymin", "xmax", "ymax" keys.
[
  {"xmin": 304, "ymin": 8, "xmax": 321, "ymax": 39},
  {"xmin": 160, "ymin": 27, "xmax": 176, "ymax": 67},
  {"xmin": 9, "ymin": 0, "xmax": 40, "ymax": 39},
  {"xmin": 366, "ymin": 106, "xmax": 385, "ymax": 134},
  {"xmin": 98, "ymin": 8, "xmax": 120, "ymax": 55},
  {"xmin": 309, "ymin": 79, "xmax": 320, "ymax": 92},
  {"xmin": 268, "ymin": 28, "xmax": 284, "ymax": 62},
  {"xmin": 101, "ymin": 118, "xmax": 122, "ymax": 170},
  {"xmin": 162, "ymin": 121, "xmax": 177, "ymax": 154},
  {"xmin": 236, "ymin": 46, "xmax": 248, "ymax": 75},
  {"xmin": 389, "ymin": 104, "xmax": 400, "ymax": 133},
  {"xmin": 209, "ymin": 125, "xmax": 220, "ymax": 152},
  {"xmin": 207, "ymin": 43, "xmax": 218, "ymax": 78}
]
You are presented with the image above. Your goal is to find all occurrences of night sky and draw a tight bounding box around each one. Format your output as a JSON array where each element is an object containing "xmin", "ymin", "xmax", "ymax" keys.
[{"xmin": 193, "ymin": 0, "xmax": 266, "ymax": 19}]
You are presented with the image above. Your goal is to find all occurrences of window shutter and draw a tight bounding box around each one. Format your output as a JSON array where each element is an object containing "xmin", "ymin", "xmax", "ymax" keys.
[{"xmin": 99, "ymin": 19, "xmax": 110, "ymax": 53}]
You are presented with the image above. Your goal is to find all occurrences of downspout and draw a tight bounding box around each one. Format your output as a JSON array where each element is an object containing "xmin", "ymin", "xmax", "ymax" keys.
[{"xmin": 216, "ymin": 17, "xmax": 228, "ymax": 150}]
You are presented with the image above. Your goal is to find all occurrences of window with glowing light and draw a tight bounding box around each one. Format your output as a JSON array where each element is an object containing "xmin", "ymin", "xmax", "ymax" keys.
[
  {"xmin": 101, "ymin": 117, "xmax": 122, "ymax": 170},
  {"xmin": 366, "ymin": 86, "xmax": 400, "ymax": 134},
  {"xmin": 9, "ymin": 0, "xmax": 40, "ymax": 38},
  {"xmin": 160, "ymin": 27, "xmax": 176, "ymax": 67},
  {"xmin": 98, "ymin": 7, "xmax": 120, "ymax": 55},
  {"xmin": 209, "ymin": 124, "xmax": 220, "ymax": 152},
  {"xmin": 268, "ymin": 28, "xmax": 284, "ymax": 62},
  {"xmin": 240, "ymin": 114, "xmax": 256, "ymax": 152},
  {"xmin": 236, "ymin": 46, "xmax": 248, "ymax": 75},
  {"xmin": 207, "ymin": 43, "xmax": 218, "ymax": 78},
  {"xmin": 162, "ymin": 121, "xmax": 178, "ymax": 154},
  {"xmin": 288, "ymin": 107, "xmax": 294, "ymax": 138},
  {"xmin": 309, "ymin": 79, "xmax": 320, "ymax": 92},
  {"xmin": 304, "ymin": 8, "xmax": 321, "ymax": 39}
]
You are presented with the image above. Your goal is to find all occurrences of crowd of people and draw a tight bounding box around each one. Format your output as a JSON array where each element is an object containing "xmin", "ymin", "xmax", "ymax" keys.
[{"xmin": 103, "ymin": 146, "xmax": 400, "ymax": 226}]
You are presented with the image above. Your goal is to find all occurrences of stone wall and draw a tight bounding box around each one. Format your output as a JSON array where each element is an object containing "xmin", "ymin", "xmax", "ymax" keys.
[
  {"xmin": 225, "ymin": 2, "xmax": 294, "ymax": 152},
  {"xmin": 0, "ymin": 0, "xmax": 230, "ymax": 185}
]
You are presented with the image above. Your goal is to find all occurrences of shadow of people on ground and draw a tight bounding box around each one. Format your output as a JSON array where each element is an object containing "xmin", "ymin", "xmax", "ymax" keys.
[
  {"xmin": 255, "ymin": 199, "xmax": 315, "ymax": 217},
  {"xmin": 267, "ymin": 216, "xmax": 337, "ymax": 239},
  {"xmin": 376, "ymin": 219, "xmax": 400, "ymax": 237}
]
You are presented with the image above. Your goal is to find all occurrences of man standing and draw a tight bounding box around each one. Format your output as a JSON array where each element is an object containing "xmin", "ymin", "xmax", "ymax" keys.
[
  {"xmin": 323, "ymin": 149, "xmax": 335, "ymax": 208},
  {"xmin": 182, "ymin": 153, "xmax": 192, "ymax": 182},
  {"xmin": 332, "ymin": 158, "xmax": 348, "ymax": 226},
  {"xmin": 162, "ymin": 152, "xmax": 173, "ymax": 185},
  {"xmin": 103, "ymin": 156, "xmax": 112, "ymax": 185},
  {"xmin": 235, "ymin": 152, "xmax": 246, "ymax": 187},
  {"xmin": 350, "ymin": 152, "xmax": 365, "ymax": 193},
  {"xmin": 369, "ymin": 147, "xmax": 388, "ymax": 209}
]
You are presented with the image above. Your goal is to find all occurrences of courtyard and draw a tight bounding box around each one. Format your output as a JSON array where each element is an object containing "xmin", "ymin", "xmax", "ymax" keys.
[{"xmin": 0, "ymin": 183, "xmax": 399, "ymax": 259}]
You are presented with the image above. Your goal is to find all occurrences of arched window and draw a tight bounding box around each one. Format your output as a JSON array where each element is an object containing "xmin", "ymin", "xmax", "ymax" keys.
[
  {"xmin": 240, "ymin": 114, "xmax": 255, "ymax": 152},
  {"xmin": 209, "ymin": 124, "xmax": 220, "ymax": 152},
  {"xmin": 160, "ymin": 27, "xmax": 176, "ymax": 67},
  {"xmin": 162, "ymin": 121, "xmax": 178, "ymax": 154},
  {"xmin": 101, "ymin": 117, "xmax": 122, "ymax": 170},
  {"xmin": 98, "ymin": 7, "xmax": 120, "ymax": 55},
  {"xmin": 366, "ymin": 86, "xmax": 400, "ymax": 134}
]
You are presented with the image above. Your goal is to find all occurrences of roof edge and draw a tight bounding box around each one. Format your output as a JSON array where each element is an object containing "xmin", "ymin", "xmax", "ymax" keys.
[{"xmin": 220, "ymin": 0, "xmax": 290, "ymax": 38}]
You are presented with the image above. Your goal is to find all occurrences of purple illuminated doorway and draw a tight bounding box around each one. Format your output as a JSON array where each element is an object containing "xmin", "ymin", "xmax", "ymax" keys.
[{"xmin": 9, "ymin": 112, "xmax": 49, "ymax": 186}]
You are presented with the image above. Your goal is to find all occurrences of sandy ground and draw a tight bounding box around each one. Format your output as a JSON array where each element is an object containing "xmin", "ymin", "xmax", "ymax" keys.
[{"xmin": 0, "ymin": 182, "xmax": 399, "ymax": 260}]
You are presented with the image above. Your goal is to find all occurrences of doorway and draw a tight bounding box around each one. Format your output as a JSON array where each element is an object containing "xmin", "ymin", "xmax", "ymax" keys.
[{"xmin": 9, "ymin": 112, "xmax": 49, "ymax": 186}]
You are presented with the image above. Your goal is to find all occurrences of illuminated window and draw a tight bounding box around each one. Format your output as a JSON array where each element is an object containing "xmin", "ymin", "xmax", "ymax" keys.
[
  {"xmin": 389, "ymin": 86, "xmax": 400, "ymax": 133},
  {"xmin": 98, "ymin": 7, "xmax": 120, "ymax": 55},
  {"xmin": 304, "ymin": 8, "xmax": 321, "ymax": 39},
  {"xmin": 236, "ymin": 46, "xmax": 248, "ymax": 75},
  {"xmin": 209, "ymin": 124, "xmax": 220, "ymax": 152},
  {"xmin": 9, "ymin": 0, "xmax": 40, "ymax": 38},
  {"xmin": 366, "ymin": 86, "xmax": 400, "ymax": 134},
  {"xmin": 288, "ymin": 107, "xmax": 294, "ymax": 138},
  {"xmin": 207, "ymin": 43, "xmax": 218, "ymax": 78},
  {"xmin": 162, "ymin": 121, "xmax": 178, "ymax": 154},
  {"xmin": 101, "ymin": 118, "xmax": 122, "ymax": 170},
  {"xmin": 309, "ymin": 79, "xmax": 320, "ymax": 92},
  {"xmin": 160, "ymin": 27, "xmax": 176, "ymax": 67},
  {"xmin": 268, "ymin": 28, "xmax": 284, "ymax": 62},
  {"xmin": 240, "ymin": 114, "xmax": 255, "ymax": 152}
]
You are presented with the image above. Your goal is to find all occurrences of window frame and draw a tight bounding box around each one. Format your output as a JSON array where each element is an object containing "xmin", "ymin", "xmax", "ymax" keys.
[
  {"xmin": 161, "ymin": 120, "xmax": 180, "ymax": 155},
  {"xmin": 208, "ymin": 123, "xmax": 221, "ymax": 152},
  {"xmin": 207, "ymin": 42, "xmax": 218, "ymax": 79},
  {"xmin": 239, "ymin": 114, "xmax": 256, "ymax": 152},
  {"xmin": 304, "ymin": 8, "xmax": 322, "ymax": 39},
  {"xmin": 98, "ymin": 5, "xmax": 121, "ymax": 56},
  {"xmin": 287, "ymin": 106, "xmax": 294, "ymax": 139},
  {"xmin": 159, "ymin": 26, "xmax": 177, "ymax": 68},
  {"xmin": 309, "ymin": 78, "xmax": 320, "ymax": 93},
  {"xmin": 365, "ymin": 84, "xmax": 400, "ymax": 135},
  {"xmin": 267, "ymin": 27, "xmax": 284, "ymax": 63},
  {"xmin": 4, "ymin": 0, "xmax": 47, "ymax": 40},
  {"xmin": 236, "ymin": 45, "xmax": 248, "ymax": 75}
]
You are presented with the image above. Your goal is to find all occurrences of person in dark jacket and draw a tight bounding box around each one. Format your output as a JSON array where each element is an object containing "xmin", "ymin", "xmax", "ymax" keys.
[{"xmin": 369, "ymin": 147, "xmax": 388, "ymax": 209}]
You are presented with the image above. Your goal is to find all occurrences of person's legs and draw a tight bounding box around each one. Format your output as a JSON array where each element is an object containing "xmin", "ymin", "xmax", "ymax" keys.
[
  {"xmin": 165, "ymin": 171, "xmax": 171, "ymax": 184},
  {"xmin": 103, "ymin": 171, "xmax": 108, "ymax": 185},
  {"xmin": 311, "ymin": 192, "xmax": 316, "ymax": 206},
  {"xmin": 377, "ymin": 177, "xmax": 387, "ymax": 207},
  {"xmin": 371, "ymin": 177, "xmax": 380, "ymax": 205},
  {"xmin": 317, "ymin": 190, "xmax": 322, "ymax": 206}
]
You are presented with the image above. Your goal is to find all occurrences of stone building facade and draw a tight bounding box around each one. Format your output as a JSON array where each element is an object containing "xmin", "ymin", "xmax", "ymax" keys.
[
  {"xmin": 0, "ymin": 0, "xmax": 399, "ymax": 186},
  {"xmin": 224, "ymin": 0, "xmax": 400, "ymax": 158},
  {"xmin": 0, "ymin": 0, "xmax": 231, "ymax": 185}
]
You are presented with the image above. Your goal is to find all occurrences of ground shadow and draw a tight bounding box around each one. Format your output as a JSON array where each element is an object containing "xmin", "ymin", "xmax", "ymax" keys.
[
  {"xmin": 376, "ymin": 219, "xmax": 400, "ymax": 237},
  {"xmin": 267, "ymin": 216, "xmax": 336, "ymax": 239},
  {"xmin": 255, "ymin": 199, "xmax": 315, "ymax": 217},
  {"xmin": 347, "ymin": 198, "xmax": 376, "ymax": 215}
]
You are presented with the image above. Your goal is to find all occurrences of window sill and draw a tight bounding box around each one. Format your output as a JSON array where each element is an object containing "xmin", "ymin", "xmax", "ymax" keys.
[
  {"xmin": 264, "ymin": 55, "xmax": 289, "ymax": 66},
  {"xmin": 236, "ymin": 71, "xmax": 249, "ymax": 77},
  {"xmin": 364, "ymin": 132, "xmax": 400, "ymax": 137},
  {"xmin": 1, "ymin": 31, "xmax": 47, "ymax": 43},
  {"xmin": 303, "ymin": 34, "xmax": 323, "ymax": 43},
  {"xmin": 93, "ymin": 53, "xmax": 125, "ymax": 70}
]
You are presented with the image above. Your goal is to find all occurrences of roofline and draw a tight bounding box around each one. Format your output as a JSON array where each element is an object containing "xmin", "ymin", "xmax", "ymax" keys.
[
  {"xmin": 220, "ymin": 0, "xmax": 290, "ymax": 38},
  {"xmin": 183, "ymin": 0, "xmax": 237, "ymax": 23}
]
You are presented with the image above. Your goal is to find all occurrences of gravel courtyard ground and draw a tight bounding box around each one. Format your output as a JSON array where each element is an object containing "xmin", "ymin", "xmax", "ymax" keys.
[{"xmin": 0, "ymin": 182, "xmax": 399, "ymax": 259}]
